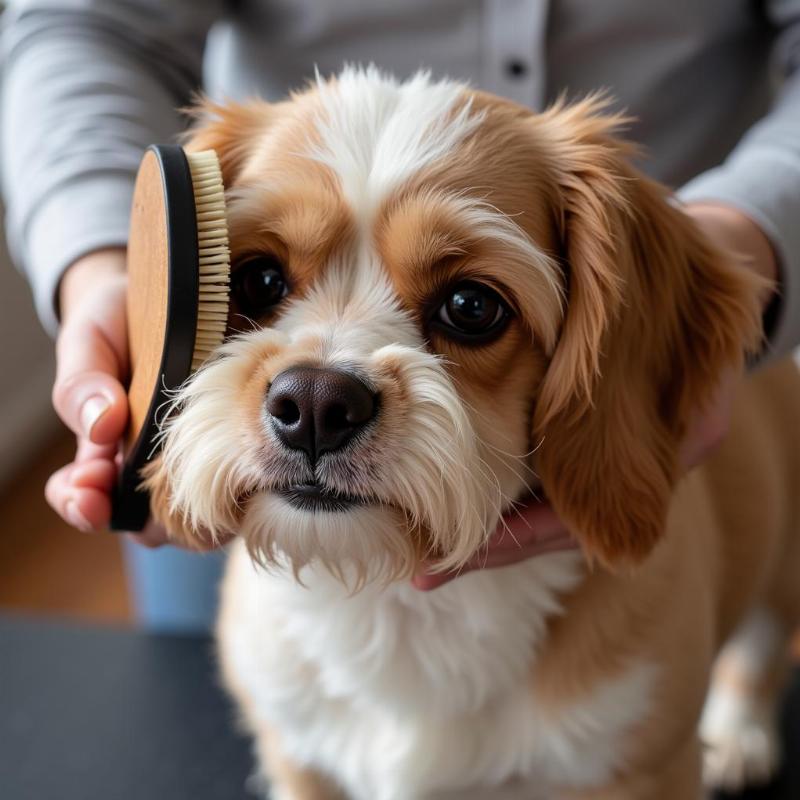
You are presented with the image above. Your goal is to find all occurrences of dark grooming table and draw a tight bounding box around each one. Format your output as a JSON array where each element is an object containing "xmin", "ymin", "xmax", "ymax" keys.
[{"xmin": 0, "ymin": 614, "xmax": 797, "ymax": 799}]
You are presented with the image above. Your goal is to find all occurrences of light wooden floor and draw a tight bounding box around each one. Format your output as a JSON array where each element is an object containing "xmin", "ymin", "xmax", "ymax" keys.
[{"xmin": 0, "ymin": 429, "xmax": 132, "ymax": 624}]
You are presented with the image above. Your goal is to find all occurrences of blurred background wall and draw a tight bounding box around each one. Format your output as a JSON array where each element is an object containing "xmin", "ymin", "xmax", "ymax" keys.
[
  {"xmin": 0, "ymin": 215, "xmax": 59, "ymax": 488},
  {"xmin": 0, "ymin": 202, "xmax": 131, "ymax": 623}
]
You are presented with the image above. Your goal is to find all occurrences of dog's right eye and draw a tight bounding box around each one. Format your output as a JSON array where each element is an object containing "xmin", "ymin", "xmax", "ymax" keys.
[
  {"xmin": 431, "ymin": 281, "xmax": 510, "ymax": 344},
  {"xmin": 232, "ymin": 255, "xmax": 289, "ymax": 316}
]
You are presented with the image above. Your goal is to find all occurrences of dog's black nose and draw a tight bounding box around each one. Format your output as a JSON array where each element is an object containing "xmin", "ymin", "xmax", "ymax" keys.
[{"xmin": 266, "ymin": 367, "xmax": 377, "ymax": 460}]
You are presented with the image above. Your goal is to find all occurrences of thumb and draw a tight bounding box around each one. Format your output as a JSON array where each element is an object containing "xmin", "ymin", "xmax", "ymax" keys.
[
  {"xmin": 53, "ymin": 272, "xmax": 129, "ymax": 445},
  {"xmin": 52, "ymin": 365, "xmax": 128, "ymax": 445},
  {"xmin": 495, "ymin": 498, "xmax": 572, "ymax": 548}
]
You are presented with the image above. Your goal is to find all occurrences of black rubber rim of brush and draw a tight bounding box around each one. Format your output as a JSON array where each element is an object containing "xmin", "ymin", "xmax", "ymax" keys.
[{"xmin": 110, "ymin": 144, "xmax": 199, "ymax": 532}]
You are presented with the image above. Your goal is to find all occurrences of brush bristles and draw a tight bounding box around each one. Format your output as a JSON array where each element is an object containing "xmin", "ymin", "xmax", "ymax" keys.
[{"xmin": 186, "ymin": 149, "xmax": 230, "ymax": 371}]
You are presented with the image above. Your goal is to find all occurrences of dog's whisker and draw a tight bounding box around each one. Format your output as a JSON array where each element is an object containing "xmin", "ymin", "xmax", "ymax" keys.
[{"xmin": 470, "ymin": 431, "xmax": 541, "ymax": 496}]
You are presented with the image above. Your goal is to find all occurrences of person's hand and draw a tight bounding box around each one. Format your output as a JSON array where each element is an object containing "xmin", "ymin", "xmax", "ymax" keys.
[
  {"xmin": 413, "ymin": 202, "xmax": 778, "ymax": 591},
  {"xmin": 678, "ymin": 202, "xmax": 777, "ymax": 465},
  {"xmin": 46, "ymin": 248, "xmax": 166, "ymax": 546},
  {"xmin": 45, "ymin": 248, "xmax": 224, "ymax": 550},
  {"xmin": 411, "ymin": 499, "xmax": 576, "ymax": 590}
]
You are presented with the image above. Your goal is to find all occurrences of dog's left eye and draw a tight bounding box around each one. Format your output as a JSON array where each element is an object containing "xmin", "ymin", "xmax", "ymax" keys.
[
  {"xmin": 434, "ymin": 282, "xmax": 509, "ymax": 341},
  {"xmin": 232, "ymin": 255, "xmax": 289, "ymax": 316}
]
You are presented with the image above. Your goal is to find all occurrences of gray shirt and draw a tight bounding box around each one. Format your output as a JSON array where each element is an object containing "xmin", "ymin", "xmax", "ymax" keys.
[{"xmin": 3, "ymin": 0, "xmax": 800, "ymax": 361}]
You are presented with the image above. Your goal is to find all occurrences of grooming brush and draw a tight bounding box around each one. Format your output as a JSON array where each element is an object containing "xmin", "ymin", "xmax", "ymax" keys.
[{"xmin": 110, "ymin": 145, "xmax": 231, "ymax": 531}]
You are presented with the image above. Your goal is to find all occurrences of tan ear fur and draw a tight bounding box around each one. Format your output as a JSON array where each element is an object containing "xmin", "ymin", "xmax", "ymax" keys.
[
  {"xmin": 182, "ymin": 98, "xmax": 275, "ymax": 186},
  {"xmin": 141, "ymin": 454, "xmax": 236, "ymax": 551},
  {"xmin": 140, "ymin": 454, "xmax": 199, "ymax": 548},
  {"xmin": 532, "ymin": 97, "xmax": 765, "ymax": 567}
]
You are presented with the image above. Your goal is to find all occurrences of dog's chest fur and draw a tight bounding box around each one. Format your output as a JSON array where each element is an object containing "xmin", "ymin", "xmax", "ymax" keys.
[{"xmin": 220, "ymin": 543, "xmax": 656, "ymax": 799}]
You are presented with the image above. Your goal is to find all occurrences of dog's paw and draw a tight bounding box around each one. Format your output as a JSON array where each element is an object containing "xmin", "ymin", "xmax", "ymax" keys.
[{"xmin": 701, "ymin": 708, "xmax": 780, "ymax": 792}]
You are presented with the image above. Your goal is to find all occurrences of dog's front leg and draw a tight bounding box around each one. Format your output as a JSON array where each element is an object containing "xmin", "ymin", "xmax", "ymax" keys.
[{"xmin": 252, "ymin": 723, "xmax": 347, "ymax": 800}]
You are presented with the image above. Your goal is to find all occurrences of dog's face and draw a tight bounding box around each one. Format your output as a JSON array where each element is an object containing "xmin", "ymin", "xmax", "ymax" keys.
[{"xmin": 146, "ymin": 69, "xmax": 762, "ymax": 583}]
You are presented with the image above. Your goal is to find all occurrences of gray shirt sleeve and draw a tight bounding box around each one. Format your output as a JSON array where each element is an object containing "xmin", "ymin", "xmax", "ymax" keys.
[
  {"xmin": 679, "ymin": 2, "xmax": 800, "ymax": 364},
  {"xmin": 1, "ymin": 0, "xmax": 225, "ymax": 334}
]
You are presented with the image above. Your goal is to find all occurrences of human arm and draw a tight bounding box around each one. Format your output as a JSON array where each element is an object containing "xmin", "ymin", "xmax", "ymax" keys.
[
  {"xmin": 1, "ymin": 1, "xmax": 225, "ymax": 539},
  {"xmin": 1, "ymin": 0, "xmax": 225, "ymax": 332},
  {"xmin": 677, "ymin": 1, "xmax": 800, "ymax": 363},
  {"xmin": 47, "ymin": 248, "xmax": 228, "ymax": 547}
]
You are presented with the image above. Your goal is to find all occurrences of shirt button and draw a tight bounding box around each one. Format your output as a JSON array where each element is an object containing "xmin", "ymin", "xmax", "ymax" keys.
[{"xmin": 505, "ymin": 59, "xmax": 529, "ymax": 79}]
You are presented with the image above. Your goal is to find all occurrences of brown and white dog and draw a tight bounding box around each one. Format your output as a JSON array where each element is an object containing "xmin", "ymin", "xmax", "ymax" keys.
[{"xmin": 146, "ymin": 68, "xmax": 800, "ymax": 800}]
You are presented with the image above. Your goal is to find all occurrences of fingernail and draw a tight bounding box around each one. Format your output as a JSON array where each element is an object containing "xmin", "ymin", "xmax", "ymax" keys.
[
  {"xmin": 80, "ymin": 395, "xmax": 110, "ymax": 438},
  {"xmin": 65, "ymin": 500, "xmax": 93, "ymax": 533}
]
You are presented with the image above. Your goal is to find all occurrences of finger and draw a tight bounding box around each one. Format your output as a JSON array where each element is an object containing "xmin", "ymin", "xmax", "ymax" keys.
[
  {"xmin": 52, "ymin": 368, "xmax": 128, "ymax": 446},
  {"xmin": 45, "ymin": 463, "xmax": 79, "ymax": 520},
  {"xmin": 53, "ymin": 313, "xmax": 129, "ymax": 444},
  {"xmin": 70, "ymin": 458, "xmax": 117, "ymax": 493},
  {"xmin": 126, "ymin": 523, "xmax": 169, "ymax": 549},
  {"xmin": 497, "ymin": 500, "xmax": 572, "ymax": 547},
  {"xmin": 75, "ymin": 436, "xmax": 119, "ymax": 464},
  {"xmin": 69, "ymin": 486, "xmax": 112, "ymax": 530},
  {"xmin": 411, "ymin": 501, "xmax": 579, "ymax": 592},
  {"xmin": 679, "ymin": 367, "xmax": 738, "ymax": 468},
  {"xmin": 45, "ymin": 465, "xmax": 111, "ymax": 532},
  {"xmin": 412, "ymin": 533, "xmax": 578, "ymax": 592},
  {"xmin": 466, "ymin": 531, "xmax": 579, "ymax": 570}
]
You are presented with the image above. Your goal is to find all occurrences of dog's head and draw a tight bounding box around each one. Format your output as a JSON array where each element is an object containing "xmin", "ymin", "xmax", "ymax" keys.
[{"xmin": 145, "ymin": 68, "xmax": 763, "ymax": 583}]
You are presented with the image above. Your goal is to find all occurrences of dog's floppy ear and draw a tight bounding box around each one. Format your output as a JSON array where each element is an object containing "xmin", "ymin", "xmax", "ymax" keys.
[
  {"xmin": 183, "ymin": 98, "xmax": 276, "ymax": 186},
  {"xmin": 531, "ymin": 97, "xmax": 765, "ymax": 568}
]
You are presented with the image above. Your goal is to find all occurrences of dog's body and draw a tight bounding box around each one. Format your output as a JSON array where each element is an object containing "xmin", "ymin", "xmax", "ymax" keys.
[
  {"xmin": 217, "ymin": 359, "xmax": 800, "ymax": 800},
  {"xmin": 148, "ymin": 69, "xmax": 800, "ymax": 799}
]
